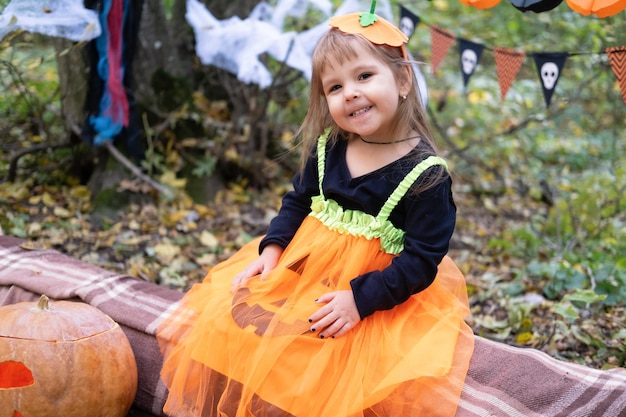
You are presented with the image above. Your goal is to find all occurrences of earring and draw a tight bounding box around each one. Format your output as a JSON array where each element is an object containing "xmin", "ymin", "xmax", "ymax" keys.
[{"xmin": 401, "ymin": 95, "xmax": 407, "ymax": 101}]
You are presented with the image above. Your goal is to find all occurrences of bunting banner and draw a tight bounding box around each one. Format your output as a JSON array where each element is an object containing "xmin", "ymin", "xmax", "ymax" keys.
[
  {"xmin": 493, "ymin": 47, "xmax": 526, "ymax": 101},
  {"xmin": 402, "ymin": 6, "xmax": 626, "ymax": 107},
  {"xmin": 565, "ymin": 0, "xmax": 626, "ymax": 17},
  {"xmin": 606, "ymin": 46, "xmax": 626, "ymax": 104},
  {"xmin": 430, "ymin": 25, "xmax": 456, "ymax": 74},
  {"xmin": 459, "ymin": 0, "xmax": 503, "ymax": 9},
  {"xmin": 532, "ymin": 52, "xmax": 569, "ymax": 108},
  {"xmin": 459, "ymin": 38, "xmax": 485, "ymax": 89},
  {"xmin": 509, "ymin": 0, "xmax": 563, "ymax": 13},
  {"xmin": 398, "ymin": 5, "xmax": 420, "ymax": 40},
  {"xmin": 458, "ymin": 0, "xmax": 626, "ymax": 16}
]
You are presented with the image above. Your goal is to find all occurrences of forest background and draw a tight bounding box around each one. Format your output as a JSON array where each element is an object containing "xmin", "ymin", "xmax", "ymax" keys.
[{"xmin": 0, "ymin": 0, "xmax": 624, "ymax": 370}]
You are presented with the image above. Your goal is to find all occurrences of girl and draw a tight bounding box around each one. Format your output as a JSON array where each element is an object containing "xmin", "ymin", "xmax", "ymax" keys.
[{"xmin": 158, "ymin": 7, "xmax": 474, "ymax": 417}]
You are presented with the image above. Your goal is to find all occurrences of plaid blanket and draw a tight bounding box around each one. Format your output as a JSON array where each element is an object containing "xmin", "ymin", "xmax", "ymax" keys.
[{"xmin": 1, "ymin": 235, "xmax": 625, "ymax": 417}]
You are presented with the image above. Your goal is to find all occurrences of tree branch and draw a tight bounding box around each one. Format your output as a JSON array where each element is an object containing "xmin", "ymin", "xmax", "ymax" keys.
[
  {"xmin": 68, "ymin": 122, "xmax": 174, "ymax": 200},
  {"xmin": 6, "ymin": 141, "xmax": 73, "ymax": 182}
]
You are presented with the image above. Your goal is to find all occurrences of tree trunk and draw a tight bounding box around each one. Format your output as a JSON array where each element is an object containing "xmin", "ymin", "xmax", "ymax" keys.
[
  {"xmin": 53, "ymin": 0, "xmax": 273, "ymax": 200},
  {"xmin": 53, "ymin": 39, "xmax": 88, "ymax": 136}
]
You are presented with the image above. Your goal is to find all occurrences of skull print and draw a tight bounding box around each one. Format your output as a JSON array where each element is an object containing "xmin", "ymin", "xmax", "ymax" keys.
[
  {"xmin": 541, "ymin": 62, "xmax": 559, "ymax": 90},
  {"xmin": 461, "ymin": 49, "xmax": 478, "ymax": 75}
]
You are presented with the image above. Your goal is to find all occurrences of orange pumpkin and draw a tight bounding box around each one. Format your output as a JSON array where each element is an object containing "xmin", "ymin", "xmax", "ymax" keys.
[{"xmin": 0, "ymin": 295, "xmax": 137, "ymax": 417}]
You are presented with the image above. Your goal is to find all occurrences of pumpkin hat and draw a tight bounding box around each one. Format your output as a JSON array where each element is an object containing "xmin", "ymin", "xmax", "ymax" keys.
[{"xmin": 329, "ymin": 0, "xmax": 409, "ymax": 60}]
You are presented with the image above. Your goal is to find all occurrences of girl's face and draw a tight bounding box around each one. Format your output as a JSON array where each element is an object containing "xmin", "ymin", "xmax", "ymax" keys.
[{"xmin": 320, "ymin": 40, "xmax": 409, "ymax": 142}]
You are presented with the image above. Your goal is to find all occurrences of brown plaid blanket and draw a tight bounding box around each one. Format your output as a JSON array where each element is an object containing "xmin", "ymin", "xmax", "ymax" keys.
[{"xmin": 1, "ymin": 235, "xmax": 625, "ymax": 417}]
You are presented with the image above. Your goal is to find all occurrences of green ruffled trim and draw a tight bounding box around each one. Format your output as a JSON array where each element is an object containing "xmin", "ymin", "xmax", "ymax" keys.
[
  {"xmin": 378, "ymin": 155, "xmax": 447, "ymax": 222},
  {"xmin": 309, "ymin": 196, "xmax": 405, "ymax": 255},
  {"xmin": 310, "ymin": 130, "xmax": 447, "ymax": 255}
]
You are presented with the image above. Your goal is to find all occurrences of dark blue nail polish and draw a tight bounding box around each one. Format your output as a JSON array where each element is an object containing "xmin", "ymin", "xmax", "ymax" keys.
[
  {"xmin": 320, "ymin": 334, "xmax": 324, "ymax": 339},
  {"xmin": 308, "ymin": 318, "xmax": 312, "ymax": 323},
  {"xmin": 311, "ymin": 327, "xmax": 316, "ymax": 332}
]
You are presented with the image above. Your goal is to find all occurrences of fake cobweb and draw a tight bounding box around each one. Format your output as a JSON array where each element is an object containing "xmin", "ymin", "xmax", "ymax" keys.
[
  {"xmin": 186, "ymin": 0, "xmax": 427, "ymax": 103},
  {"xmin": 0, "ymin": 0, "xmax": 428, "ymax": 103},
  {"xmin": 0, "ymin": 0, "xmax": 101, "ymax": 42},
  {"xmin": 186, "ymin": 0, "xmax": 395, "ymax": 88}
]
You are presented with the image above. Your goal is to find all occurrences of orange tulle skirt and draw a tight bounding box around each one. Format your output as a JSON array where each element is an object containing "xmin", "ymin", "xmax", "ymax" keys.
[{"xmin": 158, "ymin": 216, "xmax": 474, "ymax": 417}]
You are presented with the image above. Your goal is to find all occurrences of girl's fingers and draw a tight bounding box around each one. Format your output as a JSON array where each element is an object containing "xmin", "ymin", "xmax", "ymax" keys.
[
  {"xmin": 308, "ymin": 302, "xmax": 332, "ymax": 324},
  {"xmin": 328, "ymin": 322, "xmax": 352, "ymax": 339},
  {"xmin": 318, "ymin": 319, "xmax": 353, "ymax": 339}
]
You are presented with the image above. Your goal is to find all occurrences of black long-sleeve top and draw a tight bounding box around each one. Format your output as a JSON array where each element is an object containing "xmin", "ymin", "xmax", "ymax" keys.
[{"xmin": 259, "ymin": 138, "xmax": 456, "ymax": 319}]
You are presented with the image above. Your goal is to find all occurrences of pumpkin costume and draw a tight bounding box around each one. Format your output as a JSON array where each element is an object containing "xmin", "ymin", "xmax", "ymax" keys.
[
  {"xmin": 158, "ymin": 128, "xmax": 474, "ymax": 416},
  {"xmin": 158, "ymin": 7, "xmax": 474, "ymax": 416}
]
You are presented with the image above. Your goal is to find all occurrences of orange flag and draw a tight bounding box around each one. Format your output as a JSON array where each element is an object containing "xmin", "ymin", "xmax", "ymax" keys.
[
  {"xmin": 606, "ymin": 46, "xmax": 626, "ymax": 104},
  {"xmin": 493, "ymin": 47, "xmax": 526, "ymax": 101},
  {"xmin": 430, "ymin": 25, "xmax": 456, "ymax": 74}
]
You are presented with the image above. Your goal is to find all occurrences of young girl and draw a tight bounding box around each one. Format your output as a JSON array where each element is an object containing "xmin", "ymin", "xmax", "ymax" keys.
[{"xmin": 158, "ymin": 7, "xmax": 474, "ymax": 417}]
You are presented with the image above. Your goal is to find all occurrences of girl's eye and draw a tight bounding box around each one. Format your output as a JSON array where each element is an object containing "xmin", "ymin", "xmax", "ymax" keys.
[
  {"xmin": 328, "ymin": 85, "xmax": 341, "ymax": 93},
  {"xmin": 359, "ymin": 72, "xmax": 373, "ymax": 81}
]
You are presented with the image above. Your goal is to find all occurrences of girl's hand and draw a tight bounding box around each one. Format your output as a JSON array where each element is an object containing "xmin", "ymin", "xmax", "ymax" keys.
[
  {"xmin": 308, "ymin": 290, "xmax": 361, "ymax": 339},
  {"xmin": 231, "ymin": 244, "xmax": 283, "ymax": 291}
]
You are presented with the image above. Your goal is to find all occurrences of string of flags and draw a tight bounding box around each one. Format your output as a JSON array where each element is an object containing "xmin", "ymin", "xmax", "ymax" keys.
[
  {"xmin": 458, "ymin": 0, "xmax": 626, "ymax": 18},
  {"xmin": 398, "ymin": 5, "xmax": 626, "ymax": 107}
]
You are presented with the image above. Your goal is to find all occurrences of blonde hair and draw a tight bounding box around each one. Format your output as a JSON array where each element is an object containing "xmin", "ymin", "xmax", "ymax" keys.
[{"xmin": 297, "ymin": 28, "xmax": 440, "ymax": 177}]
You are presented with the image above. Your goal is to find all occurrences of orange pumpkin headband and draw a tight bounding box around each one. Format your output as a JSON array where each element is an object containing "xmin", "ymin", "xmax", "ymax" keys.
[{"xmin": 329, "ymin": 0, "xmax": 409, "ymax": 60}]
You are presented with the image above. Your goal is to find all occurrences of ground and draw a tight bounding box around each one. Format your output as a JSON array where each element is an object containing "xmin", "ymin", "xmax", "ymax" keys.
[{"xmin": 0, "ymin": 171, "xmax": 624, "ymax": 370}]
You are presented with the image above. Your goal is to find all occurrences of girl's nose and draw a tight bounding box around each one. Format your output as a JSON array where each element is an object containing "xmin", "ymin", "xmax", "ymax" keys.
[{"xmin": 344, "ymin": 83, "xmax": 359, "ymax": 100}]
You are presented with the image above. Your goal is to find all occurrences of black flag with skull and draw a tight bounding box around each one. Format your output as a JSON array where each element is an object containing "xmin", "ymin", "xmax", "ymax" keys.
[
  {"xmin": 533, "ymin": 52, "xmax": 568, "ymax": 108},
  {"xmin": 398, "ymin": 5, "xmax": 420, "ymax": 40},
  {"xmin": 458, "ymin": 38, "xmax": 485, "ymax": 90}
]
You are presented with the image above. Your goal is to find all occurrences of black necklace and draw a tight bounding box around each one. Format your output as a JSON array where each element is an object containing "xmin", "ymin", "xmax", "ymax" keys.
[{"xmin": 359, "ymin": 135, "xmax": 421, "ymax": 145}]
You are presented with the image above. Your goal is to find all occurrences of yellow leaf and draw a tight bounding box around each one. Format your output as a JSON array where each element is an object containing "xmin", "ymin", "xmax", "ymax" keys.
[
  {"xmin": 468, "ymin": 91, "xmax": 483, "ymax": 105},
  {"xmin": 1, "ymin": 181, "xmax": 31, "ymax": 200},
  {"xmin": 516, "ymin": 332, "xmax": 534, "ymax": 345},
  {"xmin": 53, "ymin": 206, "xmax": 70, "ymax": 218},
  {"xmin": 70, "ymin": 185, "xmax": 91, "ymax": 199},
  {"xmin": 28, "ymin": 222, "xmax": 42, "ymax": 237},
  {"xmin": 193, "ymin": 204, "xmax": 213, "ymax": 217},
  {"xmin": 26, "ymin": 56, "xmax": 44, "ymax": 70},
  {"xmin": 159, "ymin": 171, "xmax": 186, "ymax": 189},
  {"xmin": 28, "ymin": 195, "xmax": 42, "ymax": 205},
  {"xmin": 196, "ymin": 253, "xmax": 217, "ymax": 266},
  {"xmin": 168, "ymin": 210, "xmax": 190, "ymax": 223},
  {"xmin": 224, "ymin": 147, "xmax": 239, "ymax": 162},
  {"xmin": 199, "ymin": 231, "xmax": 219, "ymax": 250},
  {"xmin": 42, "ymin": 192, "xmax": 56, "ymax": 207},
  {"xmin": 19, "ymin": 240, "xmax": 48, "ymax": 251},
  {"xmin": 281, "ymin": 130, "xmax": 295, "ymax": 144},
  {"xmin": 153, "ymin": 243, "xmax": 181, "ymax": 263}
]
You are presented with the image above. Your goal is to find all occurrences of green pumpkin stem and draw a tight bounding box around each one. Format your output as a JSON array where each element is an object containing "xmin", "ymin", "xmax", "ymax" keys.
[{"xmin": 359, "ymin": 0, "xmax": 379, "ymax": 27}]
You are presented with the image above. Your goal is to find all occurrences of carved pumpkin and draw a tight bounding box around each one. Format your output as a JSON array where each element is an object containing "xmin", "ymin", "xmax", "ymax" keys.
[{"xmin": 0, "ymin": 295, "xmax": 137, "ymax": 417}]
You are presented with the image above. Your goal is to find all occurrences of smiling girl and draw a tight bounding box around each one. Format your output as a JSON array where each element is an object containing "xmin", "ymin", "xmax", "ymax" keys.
[{"xmin": 158, "ymin": 6, "xmax": 474, "ymax": 417}]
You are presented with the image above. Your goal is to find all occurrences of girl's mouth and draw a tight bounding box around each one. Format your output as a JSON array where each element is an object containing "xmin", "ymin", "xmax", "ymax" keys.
[{"xmin": 351, "ymin": 106, "xmax": 372, "ymax": 117}]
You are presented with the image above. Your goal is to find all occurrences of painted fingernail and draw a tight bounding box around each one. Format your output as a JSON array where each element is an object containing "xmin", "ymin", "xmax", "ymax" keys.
[
  {"xmin": 319, "ymin": 334, "xmax": 324, "ymax": 339},
  {"xmin": 331, "ymin": 336, "xmax": 335, "ymax": 339},
  {"xmin": 308, "ymin": 318, "xmax": 312, "ymax": 323},
  {"xmin": 311, "ymin": 327, "xmax": 316, "ymax": 332}
]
